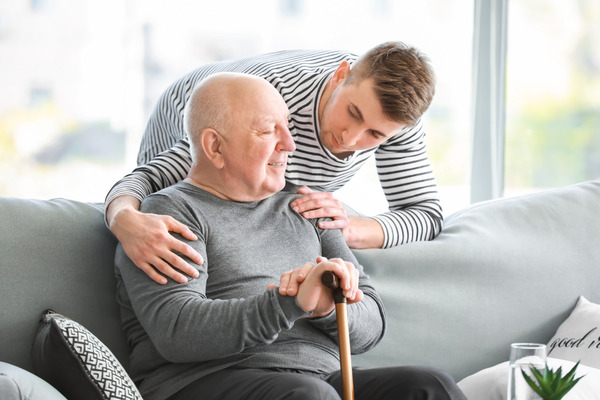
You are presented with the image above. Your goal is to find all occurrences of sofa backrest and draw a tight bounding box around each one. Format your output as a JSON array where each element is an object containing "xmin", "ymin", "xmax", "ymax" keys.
[
  {"xmin": 0, "ymin": 198, "xmax": 127, "ymax": 372},
  {"xmin": 352, "ymin": 179, "xmax": 600, "ymax": 380},
  {"xmin": 2, "ymin": 179, "xmax": 599, "ymax": 381}
]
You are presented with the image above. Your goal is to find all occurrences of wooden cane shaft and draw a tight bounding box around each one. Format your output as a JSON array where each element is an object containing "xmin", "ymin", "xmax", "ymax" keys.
[{"xmin": 335, "ymin": 302, "xmax": 354, "ymax": 400}]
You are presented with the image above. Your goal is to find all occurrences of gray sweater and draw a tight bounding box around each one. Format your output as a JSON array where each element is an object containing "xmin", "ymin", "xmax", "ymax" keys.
[{"xmin": 115, "ymin": 182, "xmax": 386, "ymax": 400}]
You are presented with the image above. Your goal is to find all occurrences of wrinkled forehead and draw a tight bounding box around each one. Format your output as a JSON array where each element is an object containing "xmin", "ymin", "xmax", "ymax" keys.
[
  {"xmin": 235, "ymin": 84, "xmax": 288, "ymax": 121},
  {"xmin": 224, "ymin": 99, "xmax": 287, "ymax": 136}
]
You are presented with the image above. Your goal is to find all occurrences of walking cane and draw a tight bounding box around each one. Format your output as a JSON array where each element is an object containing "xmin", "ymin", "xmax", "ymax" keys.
[{"xmin": 322, "ymin": 271, "xmax": 355, "ymax": 400}]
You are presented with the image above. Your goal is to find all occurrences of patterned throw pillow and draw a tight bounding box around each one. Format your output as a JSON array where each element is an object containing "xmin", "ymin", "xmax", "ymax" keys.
[{"xmin": 31, "ymin": 310, "xmax": 142, "ymax": 400}]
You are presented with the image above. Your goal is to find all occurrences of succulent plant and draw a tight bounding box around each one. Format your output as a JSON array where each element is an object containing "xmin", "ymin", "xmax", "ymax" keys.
[{"xmin": 521, "ymin": 361, "xmax": 585, "ymax": 400}]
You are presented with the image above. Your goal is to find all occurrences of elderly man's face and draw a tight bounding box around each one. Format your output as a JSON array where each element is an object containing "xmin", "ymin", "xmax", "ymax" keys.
[{"xmin": 222, "ymin": 83, "xmax": 295, "ymax": 201}]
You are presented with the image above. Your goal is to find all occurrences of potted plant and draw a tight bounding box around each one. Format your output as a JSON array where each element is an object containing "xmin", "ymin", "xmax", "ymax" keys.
[{"xmin": 521, "ymin": 361, "xmax": 585, "ymax": 400}]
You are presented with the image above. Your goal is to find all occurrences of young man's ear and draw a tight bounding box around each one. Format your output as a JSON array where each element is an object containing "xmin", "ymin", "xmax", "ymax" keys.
[
  {"xmin": 201, "ymin": 128, "xmax": 225, "ymax": 169},
  {"xmin": 330, "ymin": 61, "xmax": 351, "ymax": 89}
]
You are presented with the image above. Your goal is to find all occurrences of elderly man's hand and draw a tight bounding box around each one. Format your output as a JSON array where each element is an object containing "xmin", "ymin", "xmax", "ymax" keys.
[{"xmin": 274, "ymin": 257, "xmax": 362, "ymax": 317}]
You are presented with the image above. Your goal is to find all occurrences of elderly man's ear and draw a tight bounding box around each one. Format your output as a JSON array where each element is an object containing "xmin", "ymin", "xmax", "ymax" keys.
[{"xmin": 200, "ymin": 128, "xmax": 225, "ymax": 169}]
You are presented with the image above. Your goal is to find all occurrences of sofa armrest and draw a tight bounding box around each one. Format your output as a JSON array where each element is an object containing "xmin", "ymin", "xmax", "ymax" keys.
[{"xmin": 0, "ymin": 198, "xmax": 126, "ymax": 373}]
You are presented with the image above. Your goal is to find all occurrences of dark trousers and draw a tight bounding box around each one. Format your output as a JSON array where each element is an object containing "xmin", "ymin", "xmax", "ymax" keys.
[{"xmin": 169, "ymin": 365, "xmax": 467, "ymax": 400}]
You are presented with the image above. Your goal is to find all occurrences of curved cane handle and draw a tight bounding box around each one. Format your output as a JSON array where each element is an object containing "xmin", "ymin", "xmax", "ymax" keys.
[{"xmin": 321, "ymin": 270, "xmax": 346, "ymax": 304}]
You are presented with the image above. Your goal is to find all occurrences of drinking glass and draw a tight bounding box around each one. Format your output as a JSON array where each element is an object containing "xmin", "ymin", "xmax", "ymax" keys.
[{"xmin": 507, "ymin": 343, "xmax": 547, "ymax": 400}]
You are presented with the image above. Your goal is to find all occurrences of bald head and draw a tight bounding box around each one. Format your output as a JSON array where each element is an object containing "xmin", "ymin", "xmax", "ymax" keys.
[
  {"xmin": 182, "ymin": 72, "xmax": 294, "ymax": 201},
  {"xmin": 184, "ymin": 73, "xmax": 285, "ymax": 161}
]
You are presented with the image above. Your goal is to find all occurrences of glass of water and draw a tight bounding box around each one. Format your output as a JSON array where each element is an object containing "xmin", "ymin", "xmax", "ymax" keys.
[{"xmin": 507, "ymin": 343, "xmax": 547, "ymax": 400}]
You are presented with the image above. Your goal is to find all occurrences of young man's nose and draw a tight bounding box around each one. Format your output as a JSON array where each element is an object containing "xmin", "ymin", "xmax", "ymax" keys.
[{"xmin": 340, "ymin": 129, "xmax": 360, "ymax": 147}]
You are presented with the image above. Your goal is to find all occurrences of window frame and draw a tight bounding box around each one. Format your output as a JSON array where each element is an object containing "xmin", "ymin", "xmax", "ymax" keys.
[{"xmin": 470, "ymin": 0, "xmax": 509, "ymax": 203}]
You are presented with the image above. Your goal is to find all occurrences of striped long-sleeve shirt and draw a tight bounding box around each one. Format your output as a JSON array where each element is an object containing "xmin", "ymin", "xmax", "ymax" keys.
[{"xmin": 105, "ymin": 49, "xmax": 443, "ymax": 248}]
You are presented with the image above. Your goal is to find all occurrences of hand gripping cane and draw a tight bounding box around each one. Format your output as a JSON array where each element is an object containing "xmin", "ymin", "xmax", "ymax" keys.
[{"xmin": 322, "ymin": 271, "xmax": 355, "ymax": 400}]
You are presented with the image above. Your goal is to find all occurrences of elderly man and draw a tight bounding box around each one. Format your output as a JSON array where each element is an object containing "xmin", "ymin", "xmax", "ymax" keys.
[{"xmin": 115, "ymin": 73, "xmax": 465, "ymax": 400}]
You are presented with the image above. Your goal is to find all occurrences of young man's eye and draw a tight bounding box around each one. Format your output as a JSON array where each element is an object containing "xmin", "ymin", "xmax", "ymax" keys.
[
  {"xmin": 370, "ymin": 130, "xmax": 382, "ymax": 139},
  {"xmin": 347, "ymin": 108, "xmax": 358, "ymax": 119}
]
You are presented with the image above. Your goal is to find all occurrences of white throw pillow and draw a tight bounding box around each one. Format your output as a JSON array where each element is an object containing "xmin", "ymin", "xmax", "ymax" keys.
[
  {"xmin": 547, "ymin": 296, "xmax": 600, "ymax": 368},
  {"xmin": 458, "ymin": 357, "xmax": 600, "ymax": 400}
]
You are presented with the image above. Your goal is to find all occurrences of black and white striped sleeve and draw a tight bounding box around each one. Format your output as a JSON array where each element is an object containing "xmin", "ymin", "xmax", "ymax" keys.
[
  {"xmin": 371, "ymin": 119, "xmax": 444, "ymax": 248},
  {"xmin": 105, "ymin": 139, "xmax": 193, "ymax": 209}
]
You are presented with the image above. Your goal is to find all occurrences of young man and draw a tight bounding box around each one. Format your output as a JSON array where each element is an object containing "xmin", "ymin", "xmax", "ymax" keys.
[
  {"xmin": 114, "ymin": 72, "xmax": 465, "ymax": 400},
  {"xmin": 107, "ymin": 41, "xmax": 444, "ymax": 284}
]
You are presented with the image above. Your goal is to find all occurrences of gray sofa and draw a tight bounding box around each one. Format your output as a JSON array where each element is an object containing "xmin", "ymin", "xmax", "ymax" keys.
[{"xmin": 1, "ymin": 179, "xmax": 599, "ymax": 398}]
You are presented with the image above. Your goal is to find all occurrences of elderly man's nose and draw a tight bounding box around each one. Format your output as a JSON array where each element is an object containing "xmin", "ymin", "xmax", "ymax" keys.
[{"xmin": 277, "ymin": 128, "xmax": 296, "ymax": 152}]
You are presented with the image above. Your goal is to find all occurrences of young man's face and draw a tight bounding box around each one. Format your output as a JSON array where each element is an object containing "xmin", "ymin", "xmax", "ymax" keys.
[
  {"xmin": 319, "ymin": 77, "xmax": 406, "ymax": 159},
  {"xmin": 222, "ymin": 83, "xmax": 295, "ymax": 201}
]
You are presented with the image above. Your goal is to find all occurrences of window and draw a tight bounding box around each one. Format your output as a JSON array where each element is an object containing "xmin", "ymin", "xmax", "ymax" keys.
[
  {"xmin": 31, "ymin": 0, "xmax": 54, "ymax": 13},
  {"xmin": 5, "ymin": 1, "xmax": 595, "ymax": 216},
  {"xmin": 0, "ymin": 0, "xmax": 474, "ymax": 217},
  {"xmin": 504, "ymin": 0, "xmax": 600, "ymax": 196},
  {"xmin": 29, "ymin": 87, "xmax": 52, "ymax": 108}
]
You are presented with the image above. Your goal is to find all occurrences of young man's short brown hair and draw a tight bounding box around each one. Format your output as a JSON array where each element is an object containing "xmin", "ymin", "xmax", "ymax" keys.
[{"xmin": 347, "ymin": 41, "xmax": 436, "ymax": 127}]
